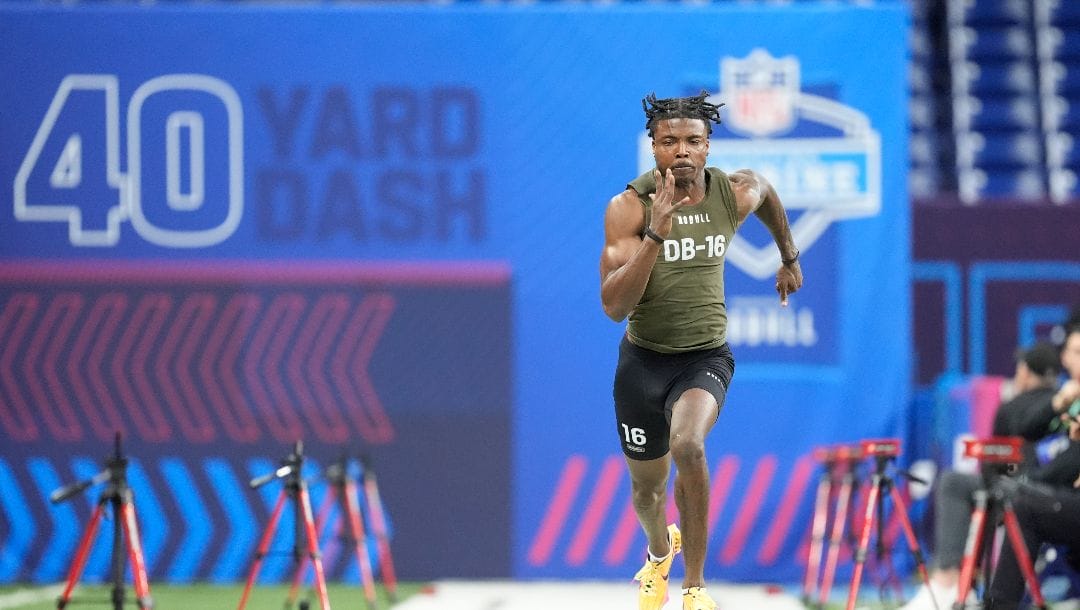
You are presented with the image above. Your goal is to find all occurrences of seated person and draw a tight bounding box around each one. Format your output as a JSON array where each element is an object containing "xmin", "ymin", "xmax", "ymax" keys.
[
  {"xmin": 985, "ymin": 326, "xmax": 1080, "ymax": 610},
  {"xmin": 901, "ymin": 341, "xmax": 1063, "ymax": 610},
  {"xmin": 984, "ymin": 420, "xmax": 1080, "ymax": 609}
]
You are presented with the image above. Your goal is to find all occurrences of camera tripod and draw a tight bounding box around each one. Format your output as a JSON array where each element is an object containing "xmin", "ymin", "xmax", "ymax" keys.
[
  {"xmin": 845, "ymin": 439, "xmax": 935, "ymax": 610},
  {"xmin": 359, "ymin": 453, "xmax": 398, "ymax": 602},
  {"xmin": 954, "ymin": 437, "xmax": 1047, "ymax": 610},
  {"xmin": 50, "ymin": 432, "xmax": 153, "ymax": 609},
  {"xmin": 287, "ymin": 456, "xmax": 379, "ymax": 610},
  {"xmin": 238, "ymin": 441, "xmax": 331, "ymax": 610},
  {"xmin": 805, "ymin": 443, "xmax": 863, "ymax": 610}
]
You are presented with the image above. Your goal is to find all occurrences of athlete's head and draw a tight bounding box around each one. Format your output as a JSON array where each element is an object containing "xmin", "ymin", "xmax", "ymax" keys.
[
  {"xmin": 644, "ymin": 91, "xmax": 723, "ymax": 187},
  {"xmin": 642, "ymin": 90, "xmax": 724, "ymax": 137}
]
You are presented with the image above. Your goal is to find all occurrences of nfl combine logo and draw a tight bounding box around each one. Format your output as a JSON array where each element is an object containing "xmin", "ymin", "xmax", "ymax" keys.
[
  {"xmin": 637, "ymin": 48, "xmax": 882, "ymax": 280},
  {"xmin": 724, "ymin": 49, "xmax": 799, "ymax": 138}
]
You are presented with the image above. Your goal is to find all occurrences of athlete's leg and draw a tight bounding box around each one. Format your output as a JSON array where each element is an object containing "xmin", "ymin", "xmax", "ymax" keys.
[
  {"xmin": 614, "ymin": 336, "xmax": 675, "ymax": 557},
  {"xmin": 625, "ymin": 453, "xmax": 674, "ymax": 557},
  {"xmin": 669, "ymin": 388, "xmax": 719, "ymax": 589}
]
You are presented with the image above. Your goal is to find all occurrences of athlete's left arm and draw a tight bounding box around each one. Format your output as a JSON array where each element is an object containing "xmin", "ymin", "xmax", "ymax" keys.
[{"xmin": 729, "ymin": 169, "xmax": 803, "ymax": 306}]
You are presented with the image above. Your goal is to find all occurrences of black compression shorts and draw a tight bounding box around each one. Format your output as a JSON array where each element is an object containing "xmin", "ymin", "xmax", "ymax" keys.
[{"xmin": 612, "ymin": 335, "xmax": 735, "ymax": 461}]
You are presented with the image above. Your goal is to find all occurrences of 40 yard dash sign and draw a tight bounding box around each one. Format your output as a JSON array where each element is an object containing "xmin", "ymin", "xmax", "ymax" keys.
[{"xmin": 14, "ymin": 74, "xmax": 243, "ymax": 248}]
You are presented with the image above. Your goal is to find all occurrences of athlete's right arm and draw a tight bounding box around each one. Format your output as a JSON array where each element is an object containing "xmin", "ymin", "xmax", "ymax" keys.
[{"xmin": 599, "ymin": 189, "xmax": 661, "ymax": 322}]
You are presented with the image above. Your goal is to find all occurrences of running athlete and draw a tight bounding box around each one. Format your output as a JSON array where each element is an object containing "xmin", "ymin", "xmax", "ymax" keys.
[{"xmin": 599, "ymin": 91, "xmax": 803, "ymax": 610}]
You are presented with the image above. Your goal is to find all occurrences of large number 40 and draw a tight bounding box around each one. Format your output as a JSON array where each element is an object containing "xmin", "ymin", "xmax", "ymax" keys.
[{"xmin": 13, "ymin": 74, "xmax": 244, "ymax": 247}]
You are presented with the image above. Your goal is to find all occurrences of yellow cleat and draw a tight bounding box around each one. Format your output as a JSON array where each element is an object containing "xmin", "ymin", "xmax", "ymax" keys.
[
  {"xmin": 633, "ymin": 524, "xmax": 682, "ymax": 610},
  {"xmin": 682, "ymin": 586, "xmax": 717, "ymax": 610}
]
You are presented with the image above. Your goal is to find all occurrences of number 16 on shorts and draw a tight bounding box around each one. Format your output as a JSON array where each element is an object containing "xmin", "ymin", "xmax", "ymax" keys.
[{"xmin": 621, "ymin": 423, "xmax": 647, "ymax": 454}]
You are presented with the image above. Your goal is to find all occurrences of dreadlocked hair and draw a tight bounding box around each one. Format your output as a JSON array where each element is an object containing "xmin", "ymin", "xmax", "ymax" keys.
[{"xmin": 642, "ymin": 90, "xmax": 724, "ymax": 137}]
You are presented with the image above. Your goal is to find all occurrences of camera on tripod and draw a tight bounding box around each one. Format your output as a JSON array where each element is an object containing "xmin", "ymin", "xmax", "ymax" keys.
[
  {"xmin": 859, "ymin": 438, "xmax": 900, "ymax": 459},
  {"xmin": 964, "ymin": 435, "xmax": 1025, "ymax": 479},
  {"xmin": 953, "ymin": 434, "xmax": 1052, "ymax": 608},
  {"xmin": 48, "ymin": 433, "xmax": 154, "ymax": 610},
  {"xmin": 962, "ymin": 436, "xmax": 1024, "ymax": 464},
  {"xmin": 812, "ymin": 443, "xmax": 864, "ymax": 465}
]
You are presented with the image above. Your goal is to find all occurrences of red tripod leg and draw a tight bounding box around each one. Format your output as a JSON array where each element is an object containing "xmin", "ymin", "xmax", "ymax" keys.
[
  {"xmin": 363, "ymin": 471, "xmax": 398, "ymax": 600},
  {"xmin": 345, "ymin": 478, "xmax": 378, "ymax": 609},
  {"xmin": 889, "ymin": 485, "xmax": 938, "ymax": 610},
  {"xmin": 120, "ymin": 497, "xmax": 153, "ymax": 607},
  {"xmin": 819, "ymin": 471, "xmax": 854, "ymax": 607},
  {"xmin": 57, "ymin": 503, "xmax": 106, "ymax": 608},
  {"xmin": 289, "ymin": 487, "xmax": 337, "ymax": 607},
  {"xmin": 238, "ymin": 490, "xmax": 288, "ymax": 610},
  {"xmin": 955, "ymin": 490, "xmax": 988, "ymax": 609},
  {"xmin": 299, "ymin": 484, "xmax": 332, "ymax": 610},
  {"xmin": 846, "ymin": 474, "xmax": 882, "ymax": 610},
  {"xmin": 1001, "ymin": 505, "xmax": 1048, "ymax": 609},
  {"xmin": 803, "ymin": 471, "xmax": 833, "ymax": 604}
]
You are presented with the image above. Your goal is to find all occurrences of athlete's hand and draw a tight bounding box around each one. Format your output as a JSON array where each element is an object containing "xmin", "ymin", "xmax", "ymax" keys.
[
  {"xmin": 775, "ymin": 260, "xmax": 803, "ymax": 307},
  {"xmin": 648, "ymin": 169, "xmax": 690, "ymax": 239}
]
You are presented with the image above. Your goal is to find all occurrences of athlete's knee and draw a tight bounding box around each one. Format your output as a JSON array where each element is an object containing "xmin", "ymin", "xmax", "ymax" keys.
[
  {"xmin": 631, "ymin": 479, "xmax": 666, "ymax": 511},
  {"xmin": 670, "ymin": 435, "xmax": 706, "ymax": 468}
]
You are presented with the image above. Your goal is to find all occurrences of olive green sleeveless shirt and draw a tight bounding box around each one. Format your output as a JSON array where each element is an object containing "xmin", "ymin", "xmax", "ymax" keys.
[{"xmin": 626, "ymin": 167, "xmax": 739, "ymax": 353}]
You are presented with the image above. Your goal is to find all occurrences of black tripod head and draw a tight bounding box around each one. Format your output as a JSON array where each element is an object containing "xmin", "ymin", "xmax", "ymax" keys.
[
  {"xmin": 322, "ymin": 450, "xmax": 358, "ymax": 487},
  {"xmin": 813, "ymin": 443, "xmax": 864, "ymax": 481},
  {"xmin": 812, "ymin": 445, "xmax": 839, "ymax": 468},
  {"xmin": 50, "ymin": 432, "xmax": 128, "ymax": 504},
  {"xmin": 857, "ymin": 437, "xmax": 931, "ymax": 486},
  {"xmin": 963, "ymin": 436, "xmax": 1055, "ymax": 504},
  {"xmin": 323, "ymin": 449, "xmax": 377, "ymax": 487},
  {"xmin": 250, "ymin": 440, "xmax": 306, "ymax": 489},
  {"xmin": 835, "ymin": 443, "xmax": 866, "ymax": 468}
]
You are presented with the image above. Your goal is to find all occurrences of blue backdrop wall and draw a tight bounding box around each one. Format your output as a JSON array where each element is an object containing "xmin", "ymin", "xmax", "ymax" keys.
[{"xmin": 0, "ymin": 3, "xmax": 910, "ymax": 583}]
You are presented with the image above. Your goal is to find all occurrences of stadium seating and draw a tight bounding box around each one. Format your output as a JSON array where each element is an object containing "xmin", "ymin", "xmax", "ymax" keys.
[
  {"xmin": 0, "ymin": 0, "xmax": 1071, "ymax": 204},
  {"xmin": 946, "ymin": 0, "xmax": 1050, "ymax": 202},
  {"xmin": 1035, "ymin": 0, "xmax": 1080, "ymax": 201}
]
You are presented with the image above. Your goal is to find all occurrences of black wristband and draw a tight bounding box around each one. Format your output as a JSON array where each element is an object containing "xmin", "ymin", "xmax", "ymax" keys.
[
  {"xmin": 642, "ymin": 227, "xmax": 664, "ymax": 244},
  {"xmin": 782, "ymin": 248, "xmax": 800, "ymax": 265}
]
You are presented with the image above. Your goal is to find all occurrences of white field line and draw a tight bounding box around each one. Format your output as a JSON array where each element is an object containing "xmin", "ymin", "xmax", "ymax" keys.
[
  {"xmin": 393, "ymin": 580, "xmax": 807, "ymax": 610},
  {"xmin": 0, "ymin": 584, "xmax": 63, "ymax": 609}
]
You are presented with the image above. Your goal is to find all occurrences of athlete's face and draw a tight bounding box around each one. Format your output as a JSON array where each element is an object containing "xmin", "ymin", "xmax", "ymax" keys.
[{"xmin": 651, "ymin": 118, "xmax": 710, "ymax": 188}]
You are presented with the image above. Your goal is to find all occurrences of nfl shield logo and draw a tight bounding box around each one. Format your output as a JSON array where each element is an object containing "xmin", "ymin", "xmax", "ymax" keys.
[
  {"xmin": 637, "ymin": 46, "xmax": 881, "ymax": 279},
  {"xmin": 721, "ymin": 48, "xmax": 799, "ymax": 137}
]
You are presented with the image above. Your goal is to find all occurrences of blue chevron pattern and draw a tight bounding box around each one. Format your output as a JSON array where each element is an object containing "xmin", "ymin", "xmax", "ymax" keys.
[
  {"xmin": 0, "ymin": 455, "xmax": 392, "ymax": 584},
  {"xmin": 204, "ymin": 459, "xmax": 257, "ymax": 583},
  {"xmin": 161, "ymin": 459, "xmax": 209, "ymax": 582},
  {"xmin": 28, "ymin": 458, "xmax": 73, "ymax": 581},
  {"xmin": 127, "ymin": 460, "xmax": 169, "ymax": 578},
  {"xmin": 0, "ymin": 458, "xmax": 35, "ymax": 581}
]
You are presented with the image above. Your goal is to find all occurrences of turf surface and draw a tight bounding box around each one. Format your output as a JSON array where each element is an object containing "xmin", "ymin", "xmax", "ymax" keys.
[{"xmin": 0, "ymin": 582, "xmax": 421, "ymax": 609}]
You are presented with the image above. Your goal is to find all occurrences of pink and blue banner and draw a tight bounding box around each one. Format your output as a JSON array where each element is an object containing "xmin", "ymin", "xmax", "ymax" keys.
[{"xmin": 0, "ymin": 2, "xmax": 910, "ymax": 582}]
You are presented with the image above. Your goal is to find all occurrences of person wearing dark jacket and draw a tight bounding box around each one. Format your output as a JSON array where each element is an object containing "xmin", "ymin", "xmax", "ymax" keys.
[
  {"xmin": 986, "ymin": 326, "xmax": 1080, "ymax": 609},
  {"xmin": 901, "ymin": 342, "xmax": 1062, "ymax": 610}
]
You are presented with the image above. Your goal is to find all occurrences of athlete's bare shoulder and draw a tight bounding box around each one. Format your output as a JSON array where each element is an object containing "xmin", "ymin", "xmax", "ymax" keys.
[
  {"xmin": 727, "ymin": 168, "xmax": 768, "ymax": 223},
  {"xmin": 605, "ymin": 187, "xmax": 646, "ymax": 232},
  {"xmin": 609, "ymin": 187, "xmax": 643, "ymax": 210}
]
